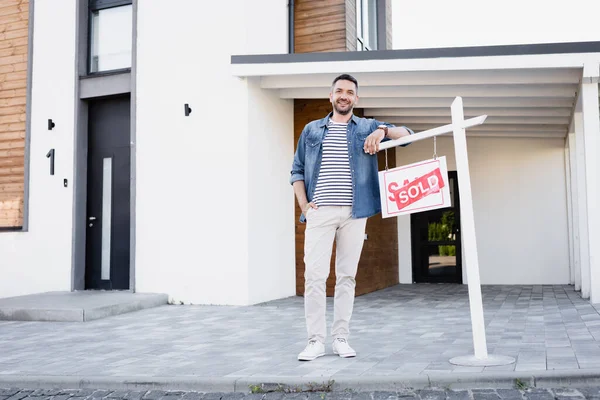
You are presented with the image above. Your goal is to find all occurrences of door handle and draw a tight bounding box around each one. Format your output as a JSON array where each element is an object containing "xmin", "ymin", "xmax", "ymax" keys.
[{"xmin": 89, "ymin": 216, "xmax": 96, "ymax": 221}]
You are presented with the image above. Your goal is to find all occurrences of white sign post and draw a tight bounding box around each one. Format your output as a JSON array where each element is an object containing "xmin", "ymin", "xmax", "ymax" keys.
[{"xmin": 379, "ymin": 97, "xmax": 515, "ymax": 367}]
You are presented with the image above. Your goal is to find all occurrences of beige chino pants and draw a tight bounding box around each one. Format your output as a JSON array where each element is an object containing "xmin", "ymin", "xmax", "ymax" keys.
[{"xmin": 303, "ymin": 206, "xmax": 367, "ymax": 344}]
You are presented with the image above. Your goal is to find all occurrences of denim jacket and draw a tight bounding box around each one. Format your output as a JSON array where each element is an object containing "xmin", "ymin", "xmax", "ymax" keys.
[{"xmin": 290, "ymin": 112, "xmax": 413, "ymax": 222}]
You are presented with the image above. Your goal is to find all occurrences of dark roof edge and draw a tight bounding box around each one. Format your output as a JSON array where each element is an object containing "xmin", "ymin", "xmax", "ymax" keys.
[{"xmin": 231, "ymin": 41, "xmax": 600, "ymax": 65}]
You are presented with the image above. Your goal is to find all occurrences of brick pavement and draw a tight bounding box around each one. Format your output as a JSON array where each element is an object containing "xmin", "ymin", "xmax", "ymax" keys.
[
  {"xmin": 0, "ymin": 285, "xmax": 599, "ymax": 380},
  {"xmin": 2, "ymin": 387, "xmax": 600, "ymax": 400}
]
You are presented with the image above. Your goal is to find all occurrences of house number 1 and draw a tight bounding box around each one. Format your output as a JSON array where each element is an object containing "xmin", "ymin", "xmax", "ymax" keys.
[{"xmin": 46, "ymin": 148, "xmax": 55, "ymax": 176}]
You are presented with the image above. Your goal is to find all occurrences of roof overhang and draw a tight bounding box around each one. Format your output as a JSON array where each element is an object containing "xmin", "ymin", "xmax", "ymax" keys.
[{"xmin": 232, "ymin": 41, "xmax": 600, "ymax": 138}]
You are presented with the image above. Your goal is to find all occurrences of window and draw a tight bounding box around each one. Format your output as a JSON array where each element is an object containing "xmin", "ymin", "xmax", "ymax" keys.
[
  {"xmin": 89, "ymin": 0, "xmax": 132, "ymax": 73},
  {"xmin": 356, "ymin": 0, "xmax": 377, "ymax": 51}
]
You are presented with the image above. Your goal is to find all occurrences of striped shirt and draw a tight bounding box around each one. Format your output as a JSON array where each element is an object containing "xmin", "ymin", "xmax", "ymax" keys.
[{"xmin": 312, "ymin": 121, "xmax": 353, "ymax": 207}]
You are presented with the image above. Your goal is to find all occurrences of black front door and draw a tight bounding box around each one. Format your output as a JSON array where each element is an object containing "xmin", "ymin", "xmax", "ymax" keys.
[
  {"xmin": 85, "ymin": 95, "xmax": 131, "ymax": 290},
  {"xmin": 411, "ymin": 171, "xmax": 462, "ymax": 283}
]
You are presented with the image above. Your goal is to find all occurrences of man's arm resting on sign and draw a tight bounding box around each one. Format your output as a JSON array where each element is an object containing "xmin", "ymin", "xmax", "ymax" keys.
[
  {"xmin": 386, "ymin": 126, "xmax": 412, "ymax": 140},
  {"xmin": 364, "ymin": 126, "xmax": 413, "ymax": 155}
]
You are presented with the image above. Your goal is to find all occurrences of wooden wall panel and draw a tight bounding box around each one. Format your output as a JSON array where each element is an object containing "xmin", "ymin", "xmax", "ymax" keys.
[
  {"xmin": 0, "ymin": 0, "xmax": 28, "ymax": 229},
  {"xmin": 295, "ymin": 0, "xmax": 391, "ymax": 52},
  {"xmin": 345, "ymin": 0, "xmax": 357, "ymax": 52},
  {"xmin": 294, "ymin": 0, "xmax": 348, "ymax": 53},
  {"xmin": 293, "ymin": 99, "xmax": 399, "ymax": 297}
]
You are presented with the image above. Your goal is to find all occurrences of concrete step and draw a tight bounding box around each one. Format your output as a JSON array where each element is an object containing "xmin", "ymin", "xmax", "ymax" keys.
[{"xmin": 0, "ymin": 291, "xmax": 168, "ymax": 322}]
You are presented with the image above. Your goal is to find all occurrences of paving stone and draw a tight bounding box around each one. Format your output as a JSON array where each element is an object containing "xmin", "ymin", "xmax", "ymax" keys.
[
  {"xmin": 396, "ymin": 390, "xmax": 416, "ymax": 399},
  {"xmin": 371, "ymin": 392, "xmax": 399, "ymax": 400},
  {"xmin": 472, "ymin": 392, "xmax": 500, "ymax": 400},
  {"xmin": 58, "ymin": 392, "xmax": 84, "ymax": 397},
  {"xmin": 70, "ymin": 391, "xmax": 95, "ymax": 399},
  {"xmin": 122, "ymin": 392, "xmax": 147, "ymax": 400},
  {"xmin": 159, "ymin": 395, "xmax": 184, "ymax": 400},
  {"xmin": 51, "ymin": 395, "xmax": 74, "ymax": 400},
  {"xmin": 6, "ymin": 391, "xmax": 34, "ymax": 400},
  {"xmin": 31, "ymin": 392, "xmax": 61, "ymax": 398},
  {"xmin": 418, "ymin": 390, "xmax": 446, "ymax": 400},
  {"xmin": 144, "ymin": 393, "xmax": 167, "ymax": 400},
  {"xmin": 522, "ymin": 390, "xmax": 553, "ymax": 400},
  {"xmin": 242, "ymin": 395, "xmax": 264, "ymax": 400},
  {"xmin": 551, "ymin": 389, "xmax": 585, "ymax": 399},
  {"xmin": 496, "ymin": 389, "xmax": 523, "ymax": 400},
  {"xmin": 445, "ymin": 390, "xmax": 470, "ymax": 400},
  {"xmin": 221, "ymin": 395, "xmax": 243, "ymax": 400},
  {"xmin": 574, "ymin": 388, "xmax": 600, "ymax": 398},
  {"xmin": 108, "ymin": 393, "xmax": 136, "ymax": 399},
  {"xmin": 88, "ymin": 391, "xmax": 113, "ymax": 400},
  {"xmin": 201, "ymin": 393, "xmax": 226, "ymax": 400},
  {"xmin": 263, "ymin": 393, "xmax": 285, "ymax": 400}
]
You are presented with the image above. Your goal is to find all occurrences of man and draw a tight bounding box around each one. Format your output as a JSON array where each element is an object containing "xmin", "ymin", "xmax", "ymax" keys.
[{"xmin": 290, "ymin": 74, "xmax": 414, "ymax": 361}]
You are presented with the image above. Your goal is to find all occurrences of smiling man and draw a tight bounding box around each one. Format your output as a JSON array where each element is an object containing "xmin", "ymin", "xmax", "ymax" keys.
[{"xmin": 290, "ymin": 74, "xmax": 414, "ymax": 361}]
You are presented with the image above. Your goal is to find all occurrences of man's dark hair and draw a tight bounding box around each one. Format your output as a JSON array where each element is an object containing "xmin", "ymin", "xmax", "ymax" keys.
[{"xmin": 332, "ymin": 74, "xmax": 358, "ymax": 93}]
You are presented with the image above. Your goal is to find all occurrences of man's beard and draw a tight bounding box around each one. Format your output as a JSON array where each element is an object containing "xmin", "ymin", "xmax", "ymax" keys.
[{"xmin": 333, "ymin": 100, "xmax": 353, "ymax": 115}]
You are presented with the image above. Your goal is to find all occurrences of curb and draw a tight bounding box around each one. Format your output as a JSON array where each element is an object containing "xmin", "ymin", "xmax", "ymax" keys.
[{"xmin": 1, "ymin": 370, "xmax": 600, "ymax": 393}]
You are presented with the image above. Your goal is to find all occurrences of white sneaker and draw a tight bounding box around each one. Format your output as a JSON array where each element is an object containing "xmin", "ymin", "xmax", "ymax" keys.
[
  {"xmin": 332, "ymin": 338, "xmax": 356, "ymax": 358},
  {"xmin": 298, "ymin": 339, "xmax": 325, "ymax": 361}
]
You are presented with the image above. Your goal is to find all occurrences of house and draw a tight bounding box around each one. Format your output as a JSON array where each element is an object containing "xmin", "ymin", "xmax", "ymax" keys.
[{"xmin": 0, "ymin": 0, "xmax": 599, "ymax": 306}]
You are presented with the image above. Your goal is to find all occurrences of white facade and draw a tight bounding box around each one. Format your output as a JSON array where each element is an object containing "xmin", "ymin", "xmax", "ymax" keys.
[
  {"xmin": 0, "ymin": 0, "xmax": 295, "ymax": 305},
  {"xmin": 0, "ymin": 0, "xmax": 599, "ymax": 307},
  {"xmin": 134, "ymin": 0, "xmax": 293, "ymax": 305}
]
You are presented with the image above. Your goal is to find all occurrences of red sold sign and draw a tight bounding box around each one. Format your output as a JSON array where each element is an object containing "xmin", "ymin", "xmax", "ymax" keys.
[
  {"xmin": 379, "ymin": 157, "xmax": 451, "ymax": 218},
  {"xmin": 388, "ymin": 168, "xmax": 445, "ymax": 210}
]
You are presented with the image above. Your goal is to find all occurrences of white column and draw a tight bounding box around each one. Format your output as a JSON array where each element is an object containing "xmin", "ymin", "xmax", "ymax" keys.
[
  {"xmin": 565, "ymin": 138, "xmax": 574, "ymax": 285},
  {"xmin": 581, "ymin": 63, "xmax": 600, "ymax": 304},
  {"xmin": 574, "ymin": 106, "xmax": 591, "ymax": 298},
  {"xmin": 567, "ymin": 132, "xmax": 582, "ymax": 291}
]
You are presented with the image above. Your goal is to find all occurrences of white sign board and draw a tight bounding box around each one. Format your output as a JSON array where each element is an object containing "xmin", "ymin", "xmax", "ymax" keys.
[{"xmin": 379, "ymin": 156, "xmax": 451, "ymax": 218}]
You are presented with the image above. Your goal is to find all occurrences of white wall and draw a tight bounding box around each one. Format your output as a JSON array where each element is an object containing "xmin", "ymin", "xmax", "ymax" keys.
[
  {"xmin": 135, "ymin": 0, "xmax": 291, "ymax": 305},
  {"xmin": 392, "ymin": 0, "xmax": 600, "ymax": 49},
  {"xmin": 243, "ymin": 0, "xmax": 289, "ymax": 55},
  {"xmin": 246, "ymin": 78, "xmax": 295, "ymax": 304},
  {"xmin": 0, "ymin": 0, "xmax": 77, "ymax": 298},
  {"xmin": 396, "ymin": 136, "xmax": 570, "ymax": 285}
]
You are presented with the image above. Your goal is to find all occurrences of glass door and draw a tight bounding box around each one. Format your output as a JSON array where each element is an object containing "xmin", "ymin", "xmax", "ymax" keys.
[{"xmin": 411, "ymin": 171, "xmax": 462, "ymax": 283}]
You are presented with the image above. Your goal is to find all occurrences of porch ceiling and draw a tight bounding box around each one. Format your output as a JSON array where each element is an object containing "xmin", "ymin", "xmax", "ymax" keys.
[
  {"xmin": 232, "ymin": 42, "xmax": 600, "ymax": 139},
  {"xmin": 265, "ymin": 68, "xmax": 583, "ymax": 138}
]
